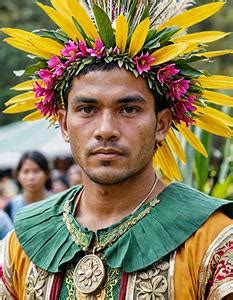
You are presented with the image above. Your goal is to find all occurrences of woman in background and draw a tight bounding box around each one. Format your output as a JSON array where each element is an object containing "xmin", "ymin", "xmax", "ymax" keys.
[{"xmin": 6, "ymin": 151, "xmax": 51, "ymax": 221}]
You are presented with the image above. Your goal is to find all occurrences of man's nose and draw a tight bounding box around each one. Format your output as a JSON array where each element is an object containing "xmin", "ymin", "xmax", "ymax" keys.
[{"xmin": 94, "ymin": 111, "xmax": 120, "ymax": 141}]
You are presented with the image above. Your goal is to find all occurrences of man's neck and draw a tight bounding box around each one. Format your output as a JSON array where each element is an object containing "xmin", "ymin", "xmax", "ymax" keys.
[{"xmin": 74, "ymin": 169, "xmax": 166, "ymax": 232}]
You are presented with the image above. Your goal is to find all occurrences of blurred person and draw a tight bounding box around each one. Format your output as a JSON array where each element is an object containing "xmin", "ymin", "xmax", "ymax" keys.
[
  {"xmin": 0, "ymin": 1, "xmax": 233, "ymax": 299},
  {"xmin": 67, "ymin": 164, "xmax": 83, "ymax": 186},
  {"xmin": 0, "ymin": 210, "xmax": 13, "ymax": 240},
  {"xmin": 6, "ymin": 151, "xmax": 51, "ymax": 221},
  {"xmin": 52, "ymin": 175, "xmax": 69, "ymax": 193}
]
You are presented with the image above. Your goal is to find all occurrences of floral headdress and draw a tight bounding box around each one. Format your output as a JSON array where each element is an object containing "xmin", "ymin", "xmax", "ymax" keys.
[{"xmin": 1, "ymin": 0, "xmax": 233, "ymax": 180}]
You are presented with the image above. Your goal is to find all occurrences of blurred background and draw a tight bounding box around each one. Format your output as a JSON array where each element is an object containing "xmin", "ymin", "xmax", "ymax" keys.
[{"xmin": 0, "ymin": 0, "xmax": 232, "ymax": 201}]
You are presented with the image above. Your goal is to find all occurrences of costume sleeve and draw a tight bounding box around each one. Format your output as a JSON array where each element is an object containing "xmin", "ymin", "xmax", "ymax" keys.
[
  {"xmin": 0, "ymin": 231, "xmax": 31, "ymax": 299},
  {"xmin": 0, "ymin": 232, "xmax": 16, "ymax": 299},
  {"xmin": 198, "ymin": 224, "xmax": 233, "ymax": 299}
]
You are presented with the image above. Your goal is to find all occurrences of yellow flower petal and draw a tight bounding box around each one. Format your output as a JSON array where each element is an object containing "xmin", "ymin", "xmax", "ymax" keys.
[
  {"xmin": 176, "ymin": 122, "xmax": 208, "ymax": 157},
  {"xmin": 197, "ymin": 50, "xmax": 233, "ymax": 58},
  {"xmin": 166, "ymin": 129, "xmax": 186, "ymax": 163},
  {"xmin": 37, "ymin": 2, "xmax": 83, "ymax": 41},
  {"xmin": 195, "ymin": 115, "xmax": 232, "ymax": 137},
  {"xmin": 67, "ymin": 0, "xmax": 100, "ymax": 40},
  {"xmin": 3, "ymin": 101, "xmax": 37, "ymax": 113},
  {"xmin": 51, "ymin": 0, "xmax": 70, "ymax": 16},
  {"xmin": 29, "ymin": 37, "xmax": 63, "ymax": 57},
  {"xmin": 196, "ymin": 106, "xmax": 233, "ymax": 127},
  {"xmin": 11, "ymin": 80, "xmax": 41, "ymax": 91},
  {"xmin": 154, "ymin": 143, "xmax": 182, "ymax": 181},
  {"xmin": 1, "ymin": 28, "xmax": 37, "ymax": 40},
  {"xmin": 5, "ymin": 92, "xmax": 36, "ymax": 106},
  {"xmin": 198, "ymin": 75, "xmax": 233, "ymax": 89},
  {"xmin": 158, "ymin": 2, "xmax": 225, "ymax": 32},
  {"xmin": 115, "ymin": 15, "xmax": 128, "ymax": 53},
  {"xmin": 151, "ymin": 43, "xmax": 188, "ymax": 66},
  {"xmin": 180, "ymin": 42, "xmax": 200, "ymax": 55},
  {"xmin": 3, "ymin": 37, "xmax": 52, "ymax": 59},
  {"xmin": 202, "ymin": 90, "xmax": 233, "ymax": 107},
  {"xmin": 128, "ymin": 18, "xmax": 150, "ymax": 57},
  {"xmin": 23, "ymin": 110, "xmax": 44, "ymax": 121},
  {"xmin": 172, "ymin": 31, "xmax": 230, "ymax": 44}
]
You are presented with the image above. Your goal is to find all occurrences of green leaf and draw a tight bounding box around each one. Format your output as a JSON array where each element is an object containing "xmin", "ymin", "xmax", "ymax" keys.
[
  {"xmin": 140, "ymin": 6, "xmax": 150, "ymax": 22},
  {"xmin": 72, "ymin": 17, "xmax": 93, "ymax": 47},
  {"xmin": 178, "ymin": 64, "xmax": 203, "ymax": 77},
  {"xmin": 24, "ymin": 61, "xmax": 47, "ymax": 76},
  {"xmin": 93, "ymin": 5, "xmax": 115, "ymax": 48}
]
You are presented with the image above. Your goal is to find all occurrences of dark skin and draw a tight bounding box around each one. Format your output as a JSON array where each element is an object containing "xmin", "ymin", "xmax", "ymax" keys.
[{"xmin": 58, "ymin": 68, "xmax": 172, "ymax": 231}]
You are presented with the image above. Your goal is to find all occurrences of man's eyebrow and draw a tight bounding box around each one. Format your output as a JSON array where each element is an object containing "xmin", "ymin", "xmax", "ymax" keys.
[
  {"xmin": 72, "ymin": 96, "xmax": 98, "ymax": 104},
  {"xmin": 117, "ymin": 95, "xmax": 146, "ymax": 104}
]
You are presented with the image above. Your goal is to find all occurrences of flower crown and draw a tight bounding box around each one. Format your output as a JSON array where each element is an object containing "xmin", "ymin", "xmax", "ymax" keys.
[{"xmin": 1, "ymin": 0, "xmax": 233, "ymax": 181}]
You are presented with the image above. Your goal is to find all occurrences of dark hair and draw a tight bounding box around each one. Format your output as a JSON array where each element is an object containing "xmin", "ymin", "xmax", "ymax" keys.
[
  {"xmin": 63, "ymin": 60, "xmax": 169, "ymax": 114},
  {"xmin": 16, "ymin": 151, "xmax": 52, "ymax": 190},
  {"xmin": 52, "ymin": 175, "xmax": 69, "ymax": 189}
]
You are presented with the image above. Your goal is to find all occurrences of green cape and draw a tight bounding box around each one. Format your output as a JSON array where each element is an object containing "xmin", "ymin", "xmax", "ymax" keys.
[{"xmin": 15, "ymin": 182, "xmax": 232, "ymax": 273}]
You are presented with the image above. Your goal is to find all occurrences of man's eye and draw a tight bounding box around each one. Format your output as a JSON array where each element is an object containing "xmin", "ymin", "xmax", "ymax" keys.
[
  {"xmin": 79, "ymin": 106, "xmax": 96, "ymax": 114},
  {"xmin": 121, "ymin": 106, "xmax": 138, "ymax": 114}
]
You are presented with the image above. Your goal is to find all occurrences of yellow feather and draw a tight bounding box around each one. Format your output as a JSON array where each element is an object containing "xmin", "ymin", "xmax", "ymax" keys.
[
  {"xmin": 166, "ymin": 129, "xmax": 186, "ymax": 163},
  {"xmin": 202, "ymin": 90, "xmax": 233, "ymax": 107},
  {"xmin": 36, "ymin": 2, "xmax": 83, "ymax": 41},
  {"xmin": 154, "ymin": 143, "xmax": 182, "ymax": 181},
  {"xmin": 29, "ymin": 37, "xmax": 63, "ymax": 57},
  {"xmin": 51, "ymin": 0, "xmax": 71, "ymax": 16},
  {"xmin": 128, "ymin": 18, "xmax": 150, "ymax": 57},
  {"xmin": 115, "ymin": 15, "xmax": 128, "ymax": 53},
  {"xmin": 180, "ymin": 42, "xmax": 200, "ymax": 55},
  {"xmin": 158, "ymin": 2, "xmax": 225, "ymax": 32},
  {"xmin": 196, "ymin": 106, "xmax": 233, "ymax": 127},
  {"xmin": 3, "ymin": 101, "xmax": 37, "ymax": 113},
  {"xmin": 176, "ymin": 122, "xmax": 208, "ymax": 157},
  {"xmin": 153, "ymin": 148, "xmax": 173, "ymax": 180},
  {"xmin": 3, "ymin": 38, "xmax": 52, "ymax": 59},
  {"xmin": 197, "ymin": 50, "xmax": 233, "ymax": 58},
  {"xmin": 198, "ymin": 75, "xmax": 233, "ymax": 89},
  {"xmin": 5, "ymin": 92, "xmax": 36, "ymax": 106},
  {"xmin": 67, "ymin": 0, "xmax": 100, "ymax": 40},
  {"xmin": 172, "ymin": 31, "xmax": 230, "ymax": 44},
  {"xmin": 1, "ymin": 28, "xmax": 37, "ymax": 40},
  {"xmin": 23, "ymin": 110, "xmax": 44, "ymax": 121},
  {"xmin": 151, "ymin": 43, "xmax": 188, "ymax": 66},
  {"xmin": 11, "ymin": 80, "xmax": 40, "ymax": 91},
  {"xmin": 195, "ymin": 115, "xmax": 232, "ymax": 137}
]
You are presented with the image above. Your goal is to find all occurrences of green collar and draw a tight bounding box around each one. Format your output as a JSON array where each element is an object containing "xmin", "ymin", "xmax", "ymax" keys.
[{"xmin": 15, "ymin": 182, "xmax": 232, "ymax": 273}]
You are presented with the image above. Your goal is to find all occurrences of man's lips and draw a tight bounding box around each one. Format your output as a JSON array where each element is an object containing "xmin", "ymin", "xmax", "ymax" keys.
[{"xmin": 91, "ymin": 148, "xmax": 124, "ymax": 160}]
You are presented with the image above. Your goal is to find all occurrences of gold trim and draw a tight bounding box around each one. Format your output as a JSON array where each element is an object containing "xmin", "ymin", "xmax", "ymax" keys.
[
  {"xmin": 208, "ymin": 279, "xmax": 233, "ymax": 300},
  {"xmin": 125, "ymin": 272, "xmax": 137, "ymax": 299},
  {"xmin": 198, "ymin": 224, "xmax": 233, "ymax": 299},
  {"xmin": 168, "ymin": 251, "xmax": 176, "ymax": 300}
]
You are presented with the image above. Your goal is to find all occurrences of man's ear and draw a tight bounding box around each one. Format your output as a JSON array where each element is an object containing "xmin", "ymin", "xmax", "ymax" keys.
[
  {"xmin": 155, "ymin": 108, "xmax": 172, "ymax": 144},
  {"xmin": 57, "ymin": 109, "xmax": 69, "ymax": 143}
]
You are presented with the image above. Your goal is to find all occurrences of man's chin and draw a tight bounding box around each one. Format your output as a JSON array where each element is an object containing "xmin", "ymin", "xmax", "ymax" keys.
[{"xmin": 85, "ymin": 170, "xmax": 133, "ymax": 185}]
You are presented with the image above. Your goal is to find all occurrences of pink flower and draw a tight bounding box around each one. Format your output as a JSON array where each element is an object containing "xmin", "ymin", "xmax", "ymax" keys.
[
  {"xmin": 47, "ymin": 55, "xmax": 65, "ymax": 77},
  {"xmin": 77, "ymin": 41, "xmax": 89, "ymax": 57},
  {"xmin": 61, "ymin": 40, "xmax": 79, "ymax": 59},
  {"xmin": 37, "ymin": 69, "xmax": 54, "ymax": 88},
  {"xmin": 157, "ymin": 64, "xmax": 180, "ymax": 83},
  {"xmin": 133, "ymin": 53, "xmax": 155, "ymax": 75},
  {"xmin": 33, "ymin": 82, "xmax": 54, "ymax": 102},
  {"xmin": 87, "ymin": 39, "xmax": 105, "ymax": 59},
  {"xmin": 167, "ymin": 78, "xmax": 190, "ymax": 100},
  {"xmin": 172, "ymin": 95, "xmax": 197, "ymax": 126},
  {"xmin": 35, "ymin": 97, "xmax": 57, "ymax": 117}
]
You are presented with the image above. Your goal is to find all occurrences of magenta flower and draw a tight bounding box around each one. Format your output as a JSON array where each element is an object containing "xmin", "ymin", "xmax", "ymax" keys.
[
  {"xmin": 87, "ymin": 39, "xmax": 105, "ymax": 59},
  {"xmin": 172, "ymin": 95, "xmax": 197, "ymax": 126},
  {"xmin": 77, "ymin": 41, "xmax": 89, "ymax": 57},
  {"xmin": 61, "ymin": 40, "xmax": 79, "ymax": 59},
  {"xmin": 47, "ymin": 55, "xmax": 65, "ymax": 77},
  {"xmin": 167, "ymin": 78, "xmax": 190, "ymax": 100},
  {"xmin": 133, "ymin": 53, "xmax": 155, "ymax": 75},
  {"xmin": 33, "ymin": 82, "xmax": 56, "ymax": 117},
  {"xmin": 37, "ymin": 69, "xmax": 54, "ymax": 88},
  {"xmin": 157, "ymin": 64, "xmax": 180, "ymax": 83},
  {"xmin": 35, "ymin": 97, "xmax": 57, "ymax": 117}
]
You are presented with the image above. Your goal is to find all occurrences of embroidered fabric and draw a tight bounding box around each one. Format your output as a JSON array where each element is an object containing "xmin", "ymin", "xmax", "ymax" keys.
[{"xmin": 198, "ymin": 225, "xmax": 233, "ymax": 299}]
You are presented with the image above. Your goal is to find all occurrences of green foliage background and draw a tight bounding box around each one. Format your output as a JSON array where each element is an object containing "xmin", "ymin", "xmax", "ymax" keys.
[{"xmin": 0, "ymin": 0, "xmax": 232, "ymax": 196}]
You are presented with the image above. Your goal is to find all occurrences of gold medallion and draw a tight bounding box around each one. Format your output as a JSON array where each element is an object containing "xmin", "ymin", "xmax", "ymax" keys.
[{"xmin": 73, "ymin": 254, "xmax": 105, "ymax": 294}]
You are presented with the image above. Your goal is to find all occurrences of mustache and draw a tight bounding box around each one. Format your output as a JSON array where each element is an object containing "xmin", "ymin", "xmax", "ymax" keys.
[{"xmin": 87, "ymin": 142, "xmax": 129, "ymax": 156}]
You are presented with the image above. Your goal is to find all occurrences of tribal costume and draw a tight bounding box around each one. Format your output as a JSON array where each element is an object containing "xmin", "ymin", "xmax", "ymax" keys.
[{"xmin": 0, "ymin": 0, "xmax": 233, "ymax": 299}]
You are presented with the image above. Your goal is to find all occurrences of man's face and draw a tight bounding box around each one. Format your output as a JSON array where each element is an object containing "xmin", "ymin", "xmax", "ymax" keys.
[{"xmin": 58, "ymin": 68, "xmax": 170, "ymax": 185}]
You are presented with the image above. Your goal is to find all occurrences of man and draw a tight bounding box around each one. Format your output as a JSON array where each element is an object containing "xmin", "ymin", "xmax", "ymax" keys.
[{"xmin": 0, "ymin": 0, "xmax": 232, "ymax": 299}]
